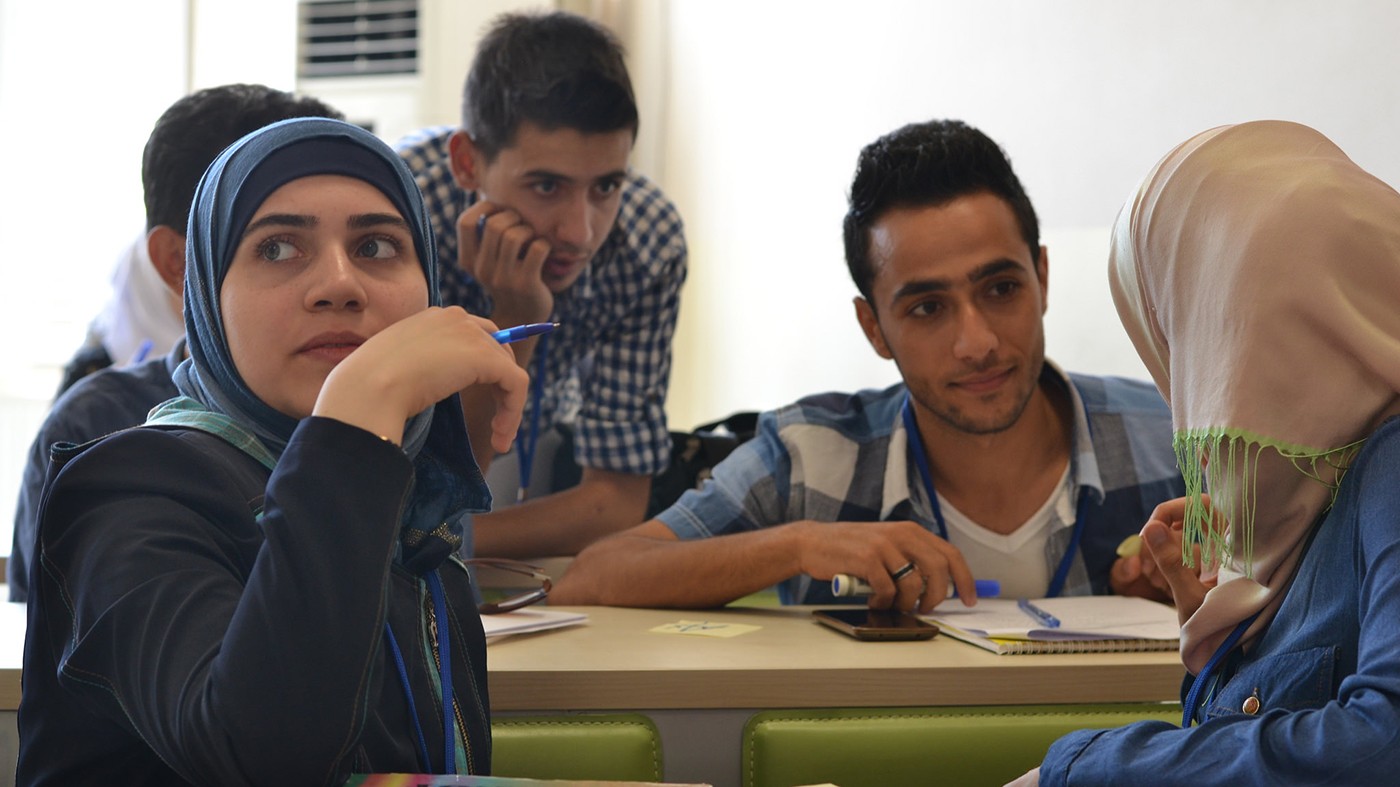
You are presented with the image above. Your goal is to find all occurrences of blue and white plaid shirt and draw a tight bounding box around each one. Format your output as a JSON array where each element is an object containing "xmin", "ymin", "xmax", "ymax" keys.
[
  {"xmin": 397, "ymin": 127, "xmax": 687, "ymax": 475},
  {"xmin": 657, "ymin": 363, "xmax": 1185, "ymax": 604}
]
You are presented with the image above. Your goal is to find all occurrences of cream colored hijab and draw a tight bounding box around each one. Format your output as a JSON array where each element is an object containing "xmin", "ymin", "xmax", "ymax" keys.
[{"xmin": 1110, "ymin": 120, "xmax": 1400, "ymax": 672}]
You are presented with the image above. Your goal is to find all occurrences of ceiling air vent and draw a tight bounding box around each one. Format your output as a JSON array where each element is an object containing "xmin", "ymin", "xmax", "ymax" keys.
[{"xmin": 298, "ymin": 0, "xmax": 419, "ymax": 79}]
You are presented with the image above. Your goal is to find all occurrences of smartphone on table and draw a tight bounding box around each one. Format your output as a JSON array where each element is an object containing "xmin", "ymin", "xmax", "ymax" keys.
[{"xmin": 812, "ymin": 608, "xmax": 939, "ymax": 641}]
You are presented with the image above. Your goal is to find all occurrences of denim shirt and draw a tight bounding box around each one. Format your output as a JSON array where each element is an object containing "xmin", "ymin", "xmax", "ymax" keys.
[{"xmin": 1040, "ymin": 416, "xmax": 1400, "ymax": 786}]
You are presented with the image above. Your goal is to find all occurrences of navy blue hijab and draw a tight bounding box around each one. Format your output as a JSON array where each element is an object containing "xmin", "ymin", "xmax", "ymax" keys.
[
  {"xmin": 176, "ymin": 117, "xmax": 440, "ymax": 457},
  {"xmin": 169, "ymin": 117, "xmax": 487, "ymax": 558}
]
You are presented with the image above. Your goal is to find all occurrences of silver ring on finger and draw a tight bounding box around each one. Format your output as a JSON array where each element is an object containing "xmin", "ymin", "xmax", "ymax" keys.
[{"xmin": 890, "ymin": 562, "xmax": 917, "ymax": 582}]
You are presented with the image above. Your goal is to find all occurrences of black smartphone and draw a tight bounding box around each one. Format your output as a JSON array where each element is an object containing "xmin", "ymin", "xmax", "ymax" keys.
[{"xmin": 812, "ymin": 608, "xmax": 940, "ymax": 641}]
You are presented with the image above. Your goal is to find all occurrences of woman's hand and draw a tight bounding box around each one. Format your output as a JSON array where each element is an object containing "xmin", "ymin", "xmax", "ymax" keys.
[
  {"xmin": 313, "ymin": 306, "xmax": 529, "ymax": 451},
  {"xmin": 1133, "ymin": 495, "xmax": 1220, "ymax": 624},
  {"xmin": 1109, "ymin": 537, "xmax": 1174, "ymax": 603}
]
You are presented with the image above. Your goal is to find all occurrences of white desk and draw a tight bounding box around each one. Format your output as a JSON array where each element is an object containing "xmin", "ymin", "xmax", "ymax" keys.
[
  {"xmin": 489, "ymin": 605, "xmax": 1185, "ymax": 785},
  {"xmin": 0, "ymin": 602, "xmax": 1185, "ymax": 787},
  {"xmin": 490, "ymin": 605, "xmax": 1182, "ymax": 709}
]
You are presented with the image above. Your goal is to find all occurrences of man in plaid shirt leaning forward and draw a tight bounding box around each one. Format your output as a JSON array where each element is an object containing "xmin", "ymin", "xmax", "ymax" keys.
[{"xmin": 396, "ymin": 10, "xmax": 687, "ymax": 560}]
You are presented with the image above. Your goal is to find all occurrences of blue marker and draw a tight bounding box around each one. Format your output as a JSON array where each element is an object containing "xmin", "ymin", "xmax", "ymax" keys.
[
  {"xmin": 1017, "ymin": 598, "xmax": 1061, "ymax": 629},
  {"xmin": 831, "ymin": 574, "xmax": 1001, "ymax": 599},
  {"xmin": 492, "ymin": 322, "xmax": 559, "ymax": 344}
]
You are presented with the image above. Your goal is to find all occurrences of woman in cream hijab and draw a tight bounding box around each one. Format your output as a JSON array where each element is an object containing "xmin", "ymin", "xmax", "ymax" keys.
[{"xmin": 1017, "ymin": 120, "xmax": 1400, "ymax": 786}]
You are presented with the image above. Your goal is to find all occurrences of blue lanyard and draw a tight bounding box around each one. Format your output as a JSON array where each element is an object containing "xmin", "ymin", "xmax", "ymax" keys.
[
  {"xmin": 383, "ymin": 568, "xmax": 460, "ymax": 774},
  {"xmin": 1181, "ymin": 613, "xmax": 1259, "ymax": 727},
  {"xmin": 383, "ymin": 623, "xmax": 430, "ymax": 768},
  {"xmin": 900, "ymin": 394, "xmax": 1088, "ymax": 598},
  {"xmin": 516, "ymin": 333, "xmax": 550, "ymax": 503}
]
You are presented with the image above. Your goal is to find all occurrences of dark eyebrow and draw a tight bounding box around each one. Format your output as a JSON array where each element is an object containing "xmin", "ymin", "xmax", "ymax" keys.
[
  {"xmin": 241, "ymin": 213, "xmax": 409, "ymax": 239},
  {"xmin": 967, "ymin": 259, "xmax": 1024, "ymax": 282},
  {"xmin": 242, "ymin": 213, "xmax": 316, "ymax": 238},
  {"xmin": 521, "ymin": 169, "xmax": 628, "ymax": 185},
  {"xmin": 348, "ymin": 213, "xmax": 410, "ymax": 231},
  {"xmin": 523, "ymin": 169, "xmax": 572, "ymax": 184},
  {"xmin": 887, "ymin": 259, "xmax": 1028, "ymax": 306},
  {"xmin": 889, "ymin": 278, "xmax": 951, "ymax": 304}
]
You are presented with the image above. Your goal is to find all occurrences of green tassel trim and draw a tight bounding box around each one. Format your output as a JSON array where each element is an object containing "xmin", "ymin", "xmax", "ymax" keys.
[{"xmin": 1173, "ymin": 427, "xmax": 1364, "ymax": 577}]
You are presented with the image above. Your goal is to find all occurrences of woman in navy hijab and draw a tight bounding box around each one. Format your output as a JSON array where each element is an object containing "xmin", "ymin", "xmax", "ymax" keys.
[{"xmin": 19, "ymin": 118, "xmax": 527, "ymax": 785}]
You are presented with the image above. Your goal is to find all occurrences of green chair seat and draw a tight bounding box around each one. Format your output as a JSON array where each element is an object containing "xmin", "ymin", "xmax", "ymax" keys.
[
  {"xmin": 492, "ymin": 713, "xmax": 663, "ymax": 781},
  {"xmin": 743, "ymin": 703, "xmax": 1181, "ymax": 787}
]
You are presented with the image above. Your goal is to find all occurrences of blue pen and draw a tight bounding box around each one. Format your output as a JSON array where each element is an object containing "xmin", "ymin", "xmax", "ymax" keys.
[
  {"xmin": 131, "ymin": 338, "xmax": 154, "ymax": 364},
  {"xmin": 1017, "ymin": 598, "xmax": 1061, "ymax": 629},
  {"xmin": 492, "ymin": 322, "xmax": 559, "ymax": 344},
  {"xmin": 831, "ymin": 574, "xmax": 1001, "ymax": 599}
]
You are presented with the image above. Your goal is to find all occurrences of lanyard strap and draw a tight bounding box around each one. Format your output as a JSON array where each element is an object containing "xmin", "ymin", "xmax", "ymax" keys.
[
  {"xmin": 383, "ymin": 568, "xmax": 459, "ymax": 774},
  {"xmin": 1181, "ymin": 613, "xmax": 1259, "ymax": 727},
  {"xmin": 424, "ymin": 570, "xmax": 457, "ymax": 773},
  {"xmin": 383, "ymin": 622, "xmax": 430, "ymax": 768},
  {"xmin": 516, "ymin": 333, "xmax": 550, "ymax": 503},
  {"xmin": 900, "ymin": 394, "xmax": 1088, "ymax": 598}
]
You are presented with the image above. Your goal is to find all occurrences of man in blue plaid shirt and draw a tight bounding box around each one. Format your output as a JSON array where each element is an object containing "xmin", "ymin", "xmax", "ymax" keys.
[
  {"xmin": 397, "ymin": 11, "xmax": 686, "ymax": 559},
  {"xmin": 554, "ymin": 120, "xmax": 1188, "ymax": 611}
]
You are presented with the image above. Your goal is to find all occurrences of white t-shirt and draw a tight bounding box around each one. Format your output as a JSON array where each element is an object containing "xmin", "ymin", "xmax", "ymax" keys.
[
  {"xmin": 939, "ymin": 465, "xmax": 1075, "ymax": 599},
  {"xmin": 91, "ymin": 233, "xmax": 184, "ymax": 366}
]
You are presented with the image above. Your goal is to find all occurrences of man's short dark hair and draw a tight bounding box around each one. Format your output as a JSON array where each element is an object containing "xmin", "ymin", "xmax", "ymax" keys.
[
  {"xmin": 142, "ymin": 83, "xmax": 342, "ymax": 232},
  {"xmin": 462, "ymin": 11, "xmax": 638, "ymax": 161},
  {"xmin": 842, "ymin": 119, "xmax": 1040, "ymax": 303}
]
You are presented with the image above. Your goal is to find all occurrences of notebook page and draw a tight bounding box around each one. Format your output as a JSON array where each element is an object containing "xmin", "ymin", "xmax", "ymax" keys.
[{"xmin": 925, "ymin": 596, "xmax": 1179, "ymax": 641}]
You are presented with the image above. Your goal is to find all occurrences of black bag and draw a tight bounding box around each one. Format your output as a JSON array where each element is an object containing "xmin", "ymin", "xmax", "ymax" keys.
[
  {"xmin": 541, "ymin": 412, "xmax": 759, "ymax": 518},
  {"xmin": 645, "ymin": 412, "xmax": 758, "ymax": 518}
]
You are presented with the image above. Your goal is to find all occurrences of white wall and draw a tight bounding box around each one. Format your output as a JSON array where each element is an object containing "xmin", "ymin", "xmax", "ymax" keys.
[
  {"xmin": 0, "ymin": 0, "xmax": 189, "ymax": 396},
  {"xmin": 0, "ymin": 0, "xmax": 302, "ymax": 565},
  {"xmin": 0, "ymin": 0, "xmax": 191, "ymax": 566},
  {"xmin": 657, "ymin": 0, "xmax": 1400, "ymax": 427},
  {"xmin": 189, "ymin": 0, "xmax": 298, "ymax": 90},
  {"xmin": 0, "ymin": 0, "xmax": 302, "ymax": 401}
]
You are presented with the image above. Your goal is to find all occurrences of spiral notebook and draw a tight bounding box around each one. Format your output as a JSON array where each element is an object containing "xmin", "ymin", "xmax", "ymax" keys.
[{"xmin": 923, "ymin": 596, "xmax": 1180, "ymax": 655}]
